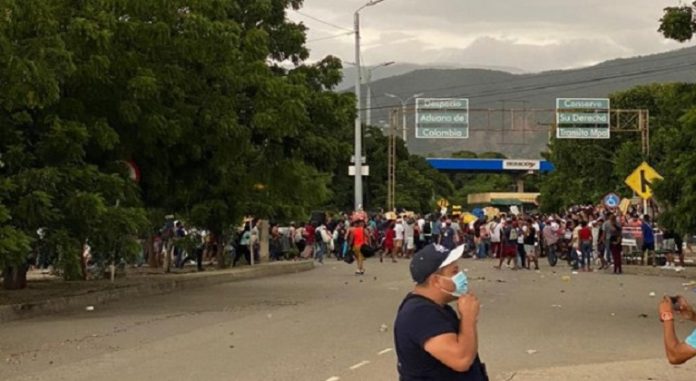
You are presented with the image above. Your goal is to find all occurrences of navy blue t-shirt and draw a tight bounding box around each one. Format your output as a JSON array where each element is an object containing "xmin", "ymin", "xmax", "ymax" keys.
[
  {"xmin": 394, "ymin": 294, "xmax": 486, "ymax": 381},
  {"xmin": 440, "ymin": 227, "xmax": 456, "ymax": 250}
]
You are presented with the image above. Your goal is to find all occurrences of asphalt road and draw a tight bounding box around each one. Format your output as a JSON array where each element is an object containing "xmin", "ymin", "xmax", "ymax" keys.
[{"xmin": 2, "ymin": 257, "xmax": 696, "ymax": 381}]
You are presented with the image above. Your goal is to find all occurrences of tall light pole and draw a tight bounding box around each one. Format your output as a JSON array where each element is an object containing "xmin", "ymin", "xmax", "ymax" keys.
[
  {"xmin": 353, "ymin": 0, "xmax": 385, "ymax": 211},
  {"xmin": 342, "ymin": 60, "xmax": 395, "ymax": 127},
  {"xmin": 385, "ymin": 92, "xmax": 423, "ymax": 147},
  {"xmin": 365, "ymin": 61, "xmax": 395, "ymax": 126}
]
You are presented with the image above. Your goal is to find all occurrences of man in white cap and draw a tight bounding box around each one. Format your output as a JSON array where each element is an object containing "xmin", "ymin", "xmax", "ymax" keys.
[{"xmin": 394, "ymin": 244, "xmax": 488, "ymax": 380}]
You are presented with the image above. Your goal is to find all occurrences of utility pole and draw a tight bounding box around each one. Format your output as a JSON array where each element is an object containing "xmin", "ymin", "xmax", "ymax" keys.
[
  {"xmin": 387, "ymin": 108, "xmax": 398, "ymax": 212},
  {"xmin": 365, "ymin": 61, "xmax": 395, "ymax": 126},
  {"xmin": 353, "ymin": 0, "xmax": 386, "ymax": 211},
  {"xmin": 385, "ymin": 92, "xmax": 423, "ymax": 148},
  {"xmin": 353, "ymin": 10, "xmax": 363, "ymax": 211}
]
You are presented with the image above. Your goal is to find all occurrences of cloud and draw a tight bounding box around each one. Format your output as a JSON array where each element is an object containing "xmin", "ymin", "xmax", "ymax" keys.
[
  {"xmin": 424, "ymin": 36, "xmax": 633, "ymax": 71},
  {"xmin": 291, "ymin": 0, "xmax": 696, "ymax": 72}
]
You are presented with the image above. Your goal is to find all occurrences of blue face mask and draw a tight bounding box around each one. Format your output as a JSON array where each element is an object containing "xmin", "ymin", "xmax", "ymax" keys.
[{"xmin": 439, "ymin": 271, "xmax": 468, "ymax": 297}]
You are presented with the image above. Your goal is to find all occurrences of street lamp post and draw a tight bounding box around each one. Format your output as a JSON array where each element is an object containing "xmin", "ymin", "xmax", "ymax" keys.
[
  {"xmin": 365, "ymin": 61, "xmax": 395, "ymax": 126},
  {"xmin": 385, "ymin": 92, "xmax": 424, "ymax": 147},
  {"xmin": 343, "ymin": 60, "xmax": 395, "ymax": 127},
  {"xmin": 353, "ymin": 0, "xmax": 385, "ymax": 211}
]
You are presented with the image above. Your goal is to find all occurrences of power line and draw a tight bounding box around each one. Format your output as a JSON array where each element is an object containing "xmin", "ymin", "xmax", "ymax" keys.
[
  {"xmin": 454, "ymin": 63, "xmax": 693, "ymax": 99},
  {"xmin": 367, "ymin": 51, "xmax": 696, "ymax": 104},
  {"xmin": 364, "ymin": 48, "xmax": 696, "ymax": 105},
  {"xmin": 307, "ymin": 31, "xmax": 354, "ymax": 43},
  {"xmin": 293, "ymin": 10, "xmax": 353, "ymax": 33},
  {"xmin": 358, "ymin": 60, "xmax": 696, "ymax": 112},
  {"xmin": 449, "ymin": 61, "xmax": 696, "ymax": 101}
]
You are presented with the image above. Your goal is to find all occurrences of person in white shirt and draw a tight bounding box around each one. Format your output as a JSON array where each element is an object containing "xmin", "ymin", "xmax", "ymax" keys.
[
  {"xmin": 404, "ymin": 218, "xmax": 416, "ymax": 259},
  {"xmin": 489, "ymin": 217, "xmax": 502, "ymax": 259},
  {"xmin": 394, "ymin": 218, "xmax": 405, "ymax": 258},
  {"xmin": 417, "ymin": 217, "xmax": 425, "ymax": 232},
  {"xmin": 417, "ymin": 216, "xmax": 427, "ymax": 249}
]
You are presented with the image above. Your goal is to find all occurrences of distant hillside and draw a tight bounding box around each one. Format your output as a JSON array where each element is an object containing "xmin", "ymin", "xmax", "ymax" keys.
[
  {"xmin": 337, "ymin": 63, "xmax": 525, "ymax": 91},
  {"xmin": 353, "ymin": 46, "xmax": 696, "ymax": 159}
]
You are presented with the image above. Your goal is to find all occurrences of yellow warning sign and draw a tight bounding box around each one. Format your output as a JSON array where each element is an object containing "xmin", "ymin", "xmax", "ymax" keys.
[{"xmin": 625, "ymin": 162, "xmax": 663, "ymax": 200}]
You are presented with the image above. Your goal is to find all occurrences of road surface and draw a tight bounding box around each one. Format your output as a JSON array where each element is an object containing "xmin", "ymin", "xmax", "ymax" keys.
[{"xmin": 2, "ymin": 257, "xmax": 696, "ymax": 380}]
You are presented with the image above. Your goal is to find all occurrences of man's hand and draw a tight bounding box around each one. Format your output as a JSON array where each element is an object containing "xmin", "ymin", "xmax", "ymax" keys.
[
  {"xmin": 676, "ymin": 295, "xmax": 696, "ymax": 321},
  {"xmin": 660, "ymin": 296, "xmax": 673, "ymax": 316},
  {"xmin": 457, "ymin": 293, "xmax": 480, "ymax": 322}
]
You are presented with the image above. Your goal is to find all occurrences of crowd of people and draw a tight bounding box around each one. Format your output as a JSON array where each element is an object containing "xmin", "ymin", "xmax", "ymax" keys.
[
  {"xmin": 237, "ymin": 203, "xmax": 688, "ymax": 276},
  {"xmin": 132, "ymin": 202, "xmax": 687, "ymax": 279}
]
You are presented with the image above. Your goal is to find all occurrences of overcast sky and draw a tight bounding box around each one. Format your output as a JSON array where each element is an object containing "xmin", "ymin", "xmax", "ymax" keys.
[{"xmin": 288, "ymin": 0, "xmax": 696, "ymax": 72}]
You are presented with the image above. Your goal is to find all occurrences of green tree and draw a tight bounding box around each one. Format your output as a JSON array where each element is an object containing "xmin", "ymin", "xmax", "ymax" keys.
[
  {"xmin": 0, "ymin": 0, "xmax": 148, "ymax": 287},
  {"xmin": 538, "ymin": 83, "xmax": 696, "ymax": 213},
  {"xmin": 326, "ymin": 126, "xmax": 455, "ymax": 213},
  {"xmin": 659, "ymin": 2, "xmax": 696, "ymax": 42},
  {"xmin": 102, "ymin": 2, "xmax": 356, "ymax": 264}
]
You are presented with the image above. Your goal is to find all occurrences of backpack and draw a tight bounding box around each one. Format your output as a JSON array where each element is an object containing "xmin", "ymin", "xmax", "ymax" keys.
[
  {"xmin": 423, "ymin": 222, "xmax": 432, "ymax": 235},
  {"xmin": 315, "ymin": 227, "xmax": 323, "ymax": 242}
]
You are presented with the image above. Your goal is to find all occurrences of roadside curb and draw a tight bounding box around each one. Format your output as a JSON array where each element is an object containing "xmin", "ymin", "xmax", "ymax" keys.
[{"xmin": 0, "ymin": 261, "xmax": 314, "ymax": 323}]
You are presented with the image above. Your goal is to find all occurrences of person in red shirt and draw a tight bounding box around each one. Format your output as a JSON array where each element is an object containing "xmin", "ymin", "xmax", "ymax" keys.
[
  {"xmin": 302, "ymin": 223, "xmax": 315, "ymax": 259},
  {"xmin": 349, "ymin": 220, "xmax": 368, "ymax": 275},
  {"xmin": 382, "ymin": 220, "xmax": 397, "ymax": 263},
  {"xmin": 578, "ymin": 221, "xmax": 593, "ymax": 271}
]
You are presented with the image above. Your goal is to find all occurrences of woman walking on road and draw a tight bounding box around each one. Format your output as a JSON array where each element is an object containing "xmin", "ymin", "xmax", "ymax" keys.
[
  {"xmin": 349, "ymin": 219, "xmax": 367, "ymax": 275},
  {"xmin": 381, "ymin": 220, "xmax": 397, "ymax": 263}
]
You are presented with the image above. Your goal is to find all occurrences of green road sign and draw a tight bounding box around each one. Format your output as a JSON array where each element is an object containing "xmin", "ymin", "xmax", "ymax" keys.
[
  {"xmin": 556, "ymin": 98, "xmax": 610, "ymax": 140},
  {"xmin": 415, "ymin": 98, "xmax": 469, "ymax": 139},
  {"xmin": 417, "ymin": 111, "xmax": 468, "ymax": 125},
  {"xmin": 556, "ymin": 98, "xmax": 610, "ymax": 110},
  {"xmin": 557, "ymin": 112, "xmax": 609, "ymax": 125},
  {"xmin": 556, "ymin": 127, "xmax": 610, "ymax": 139}
]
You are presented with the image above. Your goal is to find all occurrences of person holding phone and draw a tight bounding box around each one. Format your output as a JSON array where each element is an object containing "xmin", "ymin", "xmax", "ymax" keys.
[{"xmin": 659, "ymin": 295, "xmax": 696, "ymax": 364}]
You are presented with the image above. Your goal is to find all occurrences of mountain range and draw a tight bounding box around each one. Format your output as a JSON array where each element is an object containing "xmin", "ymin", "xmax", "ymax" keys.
[{"xmin": 347, "ymin": 46, "xmax": 696, "ymax": 159}]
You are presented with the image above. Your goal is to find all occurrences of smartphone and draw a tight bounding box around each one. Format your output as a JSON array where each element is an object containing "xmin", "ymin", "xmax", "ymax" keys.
[{"xmin": 670, "ymin": 296, "xmax": 681, "ymax": 311}]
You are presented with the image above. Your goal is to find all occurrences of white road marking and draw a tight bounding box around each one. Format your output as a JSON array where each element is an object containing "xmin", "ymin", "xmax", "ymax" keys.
[
  {"xmin": 349, "ymin": 360, "xmax": 370, "ymax": 370},
  {"xmin": 378, "ymin": 348, "xmax": 393, "ymax": 355},
  {"xmin": 325, "ymin": 377, "xmax": 340, "ymax": 381}
]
